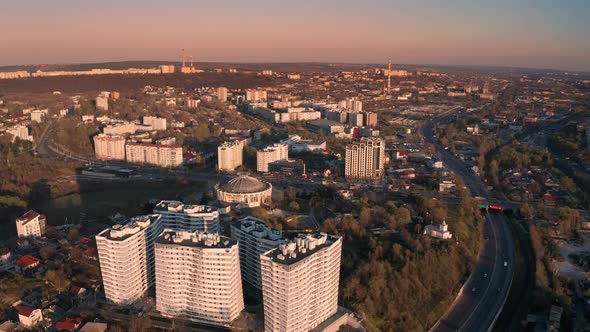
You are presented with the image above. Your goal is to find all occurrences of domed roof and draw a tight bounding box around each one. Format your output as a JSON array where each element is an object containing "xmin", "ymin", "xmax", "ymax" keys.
[{"xmin": 220, "ymin": 173, "xmax": 270, "ymax": 193}]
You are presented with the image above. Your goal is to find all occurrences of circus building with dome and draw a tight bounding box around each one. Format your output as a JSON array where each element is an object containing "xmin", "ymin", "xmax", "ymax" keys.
[{"xmin": 215, "ymin": 173, "xmax": 272, "ymax": 208}]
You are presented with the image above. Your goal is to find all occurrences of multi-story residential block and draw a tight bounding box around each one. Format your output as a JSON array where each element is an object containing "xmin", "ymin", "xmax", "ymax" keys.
[
  {"xmin": 217, "ymin": 87, "xmax": 228, "ymax": 101},
  {"xmin": 125, "ymin": 143, "xmax": 183, "ymax": 168},
  {"xmin": 143, "ymin": 116, "xmax": 167, "ymax": 131},
  {"xmin": 96, "ymin": 215, "xmax": 163, "ymax": 305},
  {"xmin": 16, "ymin": 210, "xmax": 47, "ymax": 238},
  {"xmin": 338, "ymin": 98, "xmax": 362, "ymax": 112},
  {"xmin": 363, "ymin": 112, "xmax": 378, "ymax": 127},
  {"xmin": 6, "ymin": 125, "xmax": 33, "ymax": 142},
  {"xmin": 256, "ymin": 143, "xmax": 288, "ymax": 172},
  {"xmin": 345, "ymin": 137, "xmax": 385, "ymax": 180},
  {"xmin": 218, "ymin": 140, "xmax": 243, "ymax": 172},
  {"xmin": 260, "ymin": 233, "xmax": 342, "ymax": 332},
  {"xmin": 246, "ymin": 89, "xmax": 267, "ymax": 101},
  {"xmin": 93, "ymin": 134, "xmax": 126, "ymax": 160},
  {"xmin": 230, "ymin": 216, "xmax": 283, "ymax": 290},
  {"xmin": 348, "ymin": 112, "xmax": 364, "ymax": 127},
  {"xmin": 153, "ymin": 200, "xmax": 220, "ymax": 233},
  {"xmin": 155, "ymin": 230, "xmax": 244, "ymax": 327}
]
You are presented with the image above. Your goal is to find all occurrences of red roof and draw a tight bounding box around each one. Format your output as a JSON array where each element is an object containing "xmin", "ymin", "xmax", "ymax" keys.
[
  {"xmin": 56, "ymin": 317, "xmax": 83, "ymax": 331},
  {"xmin": 80, "ymin": 237, "xmax": 92, "ymax": 245},
  {"xmin": 18, "ymin": 306, "xmax": 37, "ymax": 317},
  {"xmin": 15, "ymin": 255, "xmax": 40, "ymax": 268},
  {"xmin": 69, "ymin": 286, "xmax": 85, "ymax": 297},
  {"xmin": 0, "ymin": 247, "xmax": 10, "ymax": 256},
  {"xmin": 84, "ymin": 248, "xmax": 97, "ymax": 257}
]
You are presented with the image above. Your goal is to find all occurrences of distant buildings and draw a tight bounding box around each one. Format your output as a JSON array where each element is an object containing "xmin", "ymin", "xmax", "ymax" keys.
[
  {"xmin": 95, "ymin": 95, "xmax": 109, "ymax": 111},
  {"xmin": 345, "ymin": 137, "xmax": 385, "ymax": 180},
  {"xmin": 246, "ymin": 89, "xmax": 267, "ymax": 101},
  {"xmin": 280, "ymin": 135, "xmax": 326, "ymax": 153},
  {"xmin": 153, "ymin": 200, "xmax": 220, "ymax": 233},
  {"xmin": 268, "ymin": 159, "xmax": 306, "ymax": 176},
  {"xmin": 261, "ymin": 233, "xmax": 342, "ymax": 332},
  {"xmin": 16, "ymin": 210, "xmax": 46, "ymax": 238},
  {"xmin": 218, "ymin": 140, "xmax": 244, "ymax": 172},
  {"xmin": 125, "ymin": 143, "xmax": 183, "ymax": 168},
  {"xmin": 93, "ymin": 134, "xmax": 126, "ymax": 161},
  {"xmin": 96, "ymin": 215, "xmax": 163, "ymax": 304},
  {"xmin": 230, "ymin": 216, "xmax": 283, "ymax": 290},
  {"xmin": 423, "ymin": 221, "xmax": 453, "ymax": 240},
  {"xmin": 217, "ymin": 87, "xmax": 228, "ymax": 102},
  {"xmin": 257, "ymin": 143, "xmax": 288, "ymax": 172},
  {"xmin": 155, "ymin": 230, "xmax": 244, "ymax": 327},
  {"xmin": 143, "ymin": 116, "xmax": 167, "ymax": 131},
  {"xmin": 339, "ymin": 98, "xmax": 362, "ymax": 112},
  {"xmin": 215, "ymin": 173, "xmax": 272, "ymax": 208}
]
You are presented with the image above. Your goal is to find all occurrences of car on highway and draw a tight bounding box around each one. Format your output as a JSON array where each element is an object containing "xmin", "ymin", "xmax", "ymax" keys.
[
  {"xmin": 504, "ymin": 261, "xmax": 508, "ymax": 267},
  {"xmin": 471, "ymin": 287, "xmax": 476, "ymax": 293},
  {"xmin": 484, "ymin": 273, "xmax": 488, "ymax": 278}
]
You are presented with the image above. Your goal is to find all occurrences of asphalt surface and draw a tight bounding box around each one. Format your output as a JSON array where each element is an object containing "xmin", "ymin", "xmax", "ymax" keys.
[{"xmin": 424, "ymin": 118, "xmax": 515, "ymax": 332}]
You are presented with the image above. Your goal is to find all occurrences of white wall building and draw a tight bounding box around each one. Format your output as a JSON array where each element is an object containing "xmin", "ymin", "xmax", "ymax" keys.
[
  {"xmin": 155, "ymin": 230, "xmax": 244, "ymax": 327},
  {"xmin": 95, "ymin": 96, "xmax": 109, "ymax": 111},
  {"xmin": 96, "ymin": 215, "xmax": 163, "ymax": 305},
  {"xmin": 246, "ymin": 89, "xmax": 267, "ymax": 101},
  {"xmin": 218, "ymin": 140, "xmax": 244, "ymax": 172},
  {"xmin": 345, "ymin": 137, "xmax": 385, "ymax": 180},
  {"xmin": 424, "ymin": 221, "xmax": 453, "ymax": 240},
  {"xmin": 125, "ymin": 143, "xmax": 183, "ymax": 167},
  {"xmin": 93, "ymin": 134, "xmax": 126, "ymax": 160},
  {"xmin": 153, "ymin": 200, "xmax": 220, "ymax": 233},
  {"xmin": 143, "ymin": 116, "xmax": 167, "ymax": 131},
  {"xmin": 6, "ymin": 125, "xmax": 33, "ymax": 142},
  {"xmin": 261, "ymin": 233, "xmax": 342, "ymax": 332},
  {"xmin": 257, "ymin": 143, "xmax": 288, "ymax": 172},
  {"xmin": 30, "ymin": 109, "xmax": 48, "ymax": 123},
  {"xmin": 230, "ymin": 216, "xmax": 283, "ymax": 290},
  {"xmin": 16, "ymin": 210, "xmax": 46, "ymax": 238}
]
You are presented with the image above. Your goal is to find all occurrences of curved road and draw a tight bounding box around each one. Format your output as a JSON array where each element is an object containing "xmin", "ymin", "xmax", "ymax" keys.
[{"xmin": 424, "ymin": 118, "xmax": 514, "ymax": 332}]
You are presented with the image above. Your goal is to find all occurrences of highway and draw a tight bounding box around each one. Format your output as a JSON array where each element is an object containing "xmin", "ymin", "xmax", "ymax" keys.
[{"xmin": 424, "ymin": 118, "xmax": 515, "ymax": 332}]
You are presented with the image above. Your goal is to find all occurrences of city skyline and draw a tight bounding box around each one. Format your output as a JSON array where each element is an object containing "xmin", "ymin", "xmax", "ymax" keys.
[{"xmin": 1, "ymin": 0, "xmax": 589, "ymax": 71}]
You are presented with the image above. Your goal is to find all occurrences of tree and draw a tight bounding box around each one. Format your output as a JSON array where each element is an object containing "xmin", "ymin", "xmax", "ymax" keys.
[
  {"xmin": 39, "ymin": 247, "xmax": 57, "ymax": 260},
  {"xmin": 45, "ymin": 269, "xmax": 70, "ymax": 292},
  {"xmin": 288, "ymin": 201, "xmax": 300, "ymax": 212},
  {"xmin": 394, "ymin": 207, "xmax": 411, "ymax": 224},
  {"xmin": 252, "ymin": 207, "xmax": 268, "ymax": 221},
  {"xmin": 359, "ymin": 207, "xmax": 371, "ymax": 228},
  {"xmin": 67, "ymin": 228, "xmax": 80, "ymax": 242}
]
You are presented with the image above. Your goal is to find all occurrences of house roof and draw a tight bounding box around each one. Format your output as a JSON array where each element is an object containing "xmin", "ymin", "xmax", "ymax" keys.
[
  {"xmin": 18, "ymin": 306, "xmax": 37, "ymax": 317},
  {"xmin": 56, "ymin": 317, "xmax": 83, "ymax": 331},
  {"xmin": 15, "ymin": 255, "xmax": 40, "ymax": 268}
]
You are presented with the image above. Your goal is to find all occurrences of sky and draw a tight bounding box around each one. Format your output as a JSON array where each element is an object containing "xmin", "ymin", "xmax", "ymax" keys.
[{"xmin": 0, "ymin": 0, "xmax": 589, "ymax": 71}]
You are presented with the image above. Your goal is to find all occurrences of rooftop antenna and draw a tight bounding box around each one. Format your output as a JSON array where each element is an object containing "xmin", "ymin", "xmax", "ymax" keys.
[
  {"xmin": 181, "ymin": 49, "xmax": 186, "ymax": 68},
  {"xmin": 387, "ymin": 59, "xmax": 391, "ymax": 95},
  {"xmin": 190, "ymin": 56, "xmax": 193, "ymax": 69}
]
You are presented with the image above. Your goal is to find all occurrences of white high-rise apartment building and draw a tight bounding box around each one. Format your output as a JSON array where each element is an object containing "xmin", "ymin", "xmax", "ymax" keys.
[
  {"xmin": 153, "ymin": 200, "xmax": 220, "ymax": 233},
  {"xmin": 125, "ymin": 143, "xmax": 183, "ymax": 168},
  {"xmin": 338, "ymin": 98, "xmax": 362, "ymax": 112},
  {"xmin": 218, "ymin": 140, "xmax": 243, "ymax": 172},
  {"xmin": 261, "ymin": 233, "xmax": 342, "ymax": 332},
  {"xmin": 30, "ymin": 109, "xmax": 47, "ymax": 123},
  {"xmin": 155, "ymin": 230, "xmax": 244, "ymax": 327},
  {"xmin": 256, "ymin": 143, "xmax": 288, "ymax": 172},
  {"xmin": 143, "ymin": 116, "xmax": 167, "ymax": 131},
  {"xmin": 230, "ymin": 216, "xmax": 283, "ymax": 290},
  {"xmin": 93, "ymin": 134, "xmax": 126, "ymax": 160},
  {"xmin": 96, "ymin": 215, "xmax": 163, "ymax": 305},
  {"xmin": 15, "ymin": 210, "xmax": 47, "ymax": 238},
  {"xmin": 345, "ymin": 137, "xmax": 385, "ymax": 180},
  {"xmin": 217, "ymin": 87, "xmax": 228, "ymax": 102}
]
